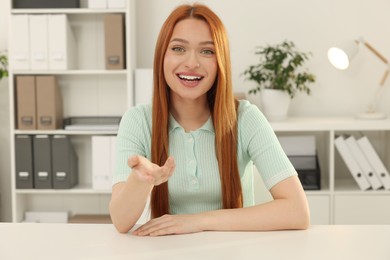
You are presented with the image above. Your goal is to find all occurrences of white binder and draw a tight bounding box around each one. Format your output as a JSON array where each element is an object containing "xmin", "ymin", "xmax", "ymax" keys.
[
  {"xmin": 11, "ymin": 15, "xmax": 30, "ymax": 70},
  {"xmin": 334, "ymin": 136, "xmax": 371, "ymax": 190},
  {"xmin": 29, "ymin": 15, "xmax": 49, "ymax": 70},
  {"xmin": 48, "ymin": 14, "xmax": 76, "ymax": 70},
  {"xmin": 357, "ymin": 136, "xmax": 390, "ymax": 190},
  {"xmin": 135, "ymin": 69, "xmax": 154, "ymax": 105},
  {"xmin": 92, "ymin": 136, "xmax": 113, "ymax": 190},
  {"xmin": 345, "ymin": 136, "xmax": 382, "ymax": 190}
]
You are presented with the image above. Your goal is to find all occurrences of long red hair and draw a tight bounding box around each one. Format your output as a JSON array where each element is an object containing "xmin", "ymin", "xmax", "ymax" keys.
[{"xmin": 151, "ymin": 4, "xmax": 242, "ymax": 218}]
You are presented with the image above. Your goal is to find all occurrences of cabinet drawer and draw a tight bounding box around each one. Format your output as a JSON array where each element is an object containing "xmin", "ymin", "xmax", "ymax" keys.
[
  {"xmin": 307, "ymin": 195, "xmax": 330, "ymax": 224},
  {"xmin": 334, "ymin": 195, "xmax": 390, "ymax": 224}
]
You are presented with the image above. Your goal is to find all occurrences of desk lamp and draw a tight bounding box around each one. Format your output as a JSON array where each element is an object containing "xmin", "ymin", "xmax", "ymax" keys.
[{"xmin": 327, "ymin": 38, "xmax": 390, "ymax": 119}]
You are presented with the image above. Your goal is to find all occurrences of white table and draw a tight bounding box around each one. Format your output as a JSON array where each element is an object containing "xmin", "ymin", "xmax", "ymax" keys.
[{"xmin": 0, "ymin": 223, "xmax": 389, "ymax": 260}]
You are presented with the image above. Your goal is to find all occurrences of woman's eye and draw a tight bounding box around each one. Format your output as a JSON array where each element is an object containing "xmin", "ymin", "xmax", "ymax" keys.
[
  {"xmin": 201, "ymin": 49, "xmax": 215, "ymax": 55},
  {"xmin": 172, "ymin": 46, "xmax": 185, "ymax": 52}
]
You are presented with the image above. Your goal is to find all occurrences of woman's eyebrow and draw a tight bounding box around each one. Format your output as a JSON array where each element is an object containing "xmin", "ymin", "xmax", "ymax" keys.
[{"xmin": 170, "ymin": 38, "xmax": 214, "ymax": 45}]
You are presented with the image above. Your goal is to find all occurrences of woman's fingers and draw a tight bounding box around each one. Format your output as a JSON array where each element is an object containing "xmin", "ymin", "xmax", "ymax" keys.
[
  {"xmin": 128, "ymin": 155, "xmax": 175, "ymax": 186},
  {"xmin": 127, "ymin": 155, "xmax": 140, "ymax": 168}
]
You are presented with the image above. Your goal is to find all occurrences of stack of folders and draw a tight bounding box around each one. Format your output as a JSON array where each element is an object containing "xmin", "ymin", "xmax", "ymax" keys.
[
  {"xmin": 13, "ymin": 0, "xmax": 80, "ymax": 9},
  {"xmin": 278, "ymin": 135, "xmax": 321, "ymax": 190},
  {"xmin": 91, "ymin": 136, "xmax": 116, "ymax": 190},
  {"xmin": 15, "ymin": 135, "xmax": 78, "ymax": 189},
  {"xmin": 11, "ymin": 14, "xmax": 76, "ymax": 70},
  {"xmin": 15, "ymin": 75, "xmax": 63, "ymax": 130},
  {"xmin": 334, "ymin": 136, "xmax": 390, "ymax": 191}
]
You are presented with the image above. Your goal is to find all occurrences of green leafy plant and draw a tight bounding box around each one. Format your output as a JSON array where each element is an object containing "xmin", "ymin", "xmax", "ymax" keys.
[
  {"xmin": 242, "ymin": 40, "xmax": 316, "ymax": 98},
  {"xmin": 0, "ymin": 51, "xmax": 8, "ymax": 80}
]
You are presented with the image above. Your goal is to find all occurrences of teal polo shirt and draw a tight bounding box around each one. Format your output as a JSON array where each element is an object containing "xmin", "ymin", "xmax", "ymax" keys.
[{"xmin": 112, "ymin": 100, "xmax": 297, "ymax": 214}]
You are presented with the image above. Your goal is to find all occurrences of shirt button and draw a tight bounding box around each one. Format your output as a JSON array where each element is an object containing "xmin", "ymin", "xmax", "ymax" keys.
[
  {"xmin": 187, "ymin": 138, "xmax": 193, "ymax": 143},
  {"xmin": 191, "ymin": 179, "xmax": 198, "ymax": 185}
]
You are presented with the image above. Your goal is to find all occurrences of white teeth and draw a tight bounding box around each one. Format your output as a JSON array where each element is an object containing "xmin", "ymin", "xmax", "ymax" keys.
[{"xmin": 178, "ymin": 74, "xmax": 202, "ymax": 81}]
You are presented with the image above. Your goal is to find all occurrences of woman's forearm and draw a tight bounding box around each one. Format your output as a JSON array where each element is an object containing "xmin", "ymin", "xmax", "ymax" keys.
[
  {"xmin": 109, "ymin": 174, "xmax": 153, "ymax": 233},
  {"xmin": 199, "ymin": 198, "xmax": 310, "ymax": 232}
]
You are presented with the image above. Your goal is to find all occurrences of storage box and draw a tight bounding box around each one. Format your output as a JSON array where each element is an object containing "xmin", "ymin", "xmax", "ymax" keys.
[
  {"xmin": 290, "ymin": 155, "xmax": 321, "ymax": 190},
  {"xmin": 13, "ymin": 0, "xmax": 80, "ymax": 8}
]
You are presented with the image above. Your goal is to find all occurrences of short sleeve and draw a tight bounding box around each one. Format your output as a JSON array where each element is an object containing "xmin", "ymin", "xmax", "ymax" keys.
[
  {"xmin": 112, "ymin": 105, "xmax": 152, "ymax": 185},
  {"xmin": 238, "ymin": 101, "xmax": 297, "ymax": 190}
]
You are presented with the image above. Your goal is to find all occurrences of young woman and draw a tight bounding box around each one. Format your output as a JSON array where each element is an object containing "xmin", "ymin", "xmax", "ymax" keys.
[{"xmin": 109, "ymin": 3, "xmax": 310, "ymax": 236}]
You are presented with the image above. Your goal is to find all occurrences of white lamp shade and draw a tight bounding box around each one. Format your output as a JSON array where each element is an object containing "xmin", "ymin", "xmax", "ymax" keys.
[{"xmin": 327, "ymin": 41, "xmax": 359, "ymax": 70}]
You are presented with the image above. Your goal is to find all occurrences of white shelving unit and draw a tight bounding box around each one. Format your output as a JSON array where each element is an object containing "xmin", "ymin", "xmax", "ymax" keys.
[
  {"xmin": 271, "ymin": 117, "xmax": 390, "ymax": 224},
  {"xmin": 8, "ymin": 1, "xmax": 135, "ymax": 222}
]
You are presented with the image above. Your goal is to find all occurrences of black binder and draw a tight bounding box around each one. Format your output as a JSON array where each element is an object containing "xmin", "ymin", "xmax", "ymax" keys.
[
  {"xmin": 52, "ymin": 135, "xmax": 78, "ymax": 189},
  {"xmin": 15, "ymin": 135, "xmax": 34, "ymax": 189},
  {"xmin": 33, "ymin": 135, "xmax": 52, "ymax": 189},
  {"xmin": 13, "ymin": 0, "xmax": 80, "ymax": 8}
]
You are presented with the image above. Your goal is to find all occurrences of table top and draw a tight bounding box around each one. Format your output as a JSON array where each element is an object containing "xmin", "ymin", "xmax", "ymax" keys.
[{"xmin": 1, "ymin": 223, "xmax": 389, "ymax": 260}]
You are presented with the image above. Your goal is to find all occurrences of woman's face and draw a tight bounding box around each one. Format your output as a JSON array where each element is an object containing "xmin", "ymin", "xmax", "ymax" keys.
[{"xmin": 164, "ymin": 18, "xmax": 217, "ymax": 103}]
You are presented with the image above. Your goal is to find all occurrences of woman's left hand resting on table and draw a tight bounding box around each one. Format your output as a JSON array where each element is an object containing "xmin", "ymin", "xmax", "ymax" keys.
[{"xmin": 132, "ymin": 176, "xmax": 310, "ymax": 236}]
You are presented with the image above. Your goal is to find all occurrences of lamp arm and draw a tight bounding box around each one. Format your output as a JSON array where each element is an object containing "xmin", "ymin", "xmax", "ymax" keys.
[
  {"xmin": 379, "ymin": 69, "xmax": 390, "ymax": 87},
  {"xmin": 363, "ymin": 41, "xmax": 389, "ymax": 65}
]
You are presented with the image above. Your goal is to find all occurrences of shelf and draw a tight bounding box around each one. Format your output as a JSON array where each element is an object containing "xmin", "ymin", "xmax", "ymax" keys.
[
  {"xmin": 11, "ymin": 70, "xmax": 127, "ymax": 75},
  {"xmin": 271, "ymin": 117, "xmax": 390, "ymax": 131},
  {"xmin": 15, "ymin": 184, "xmax": 111, "ymax": 195},
  {"xmin": 334, "ymin": 179, "xmax": 390, "ymax": 194},
  {"xmin": 11, "ymin": 8, "xmax": 127, "ymax": 14},
  {"xmin": 14, "ymin": 130, "xmax": 118, "ymax": 135}
]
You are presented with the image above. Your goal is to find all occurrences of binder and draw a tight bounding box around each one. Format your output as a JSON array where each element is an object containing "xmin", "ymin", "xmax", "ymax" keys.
[
  {"xmin": 15, "ymin": 76, "xmax": 37, "ymax": 130},
  {"xmin": 135, "ymin": 69, "xmax": 153, "ymax": 105},
  {"xmin": 92, "ymin": 136, "xmax": 110, "ymax": 190},
  {"xmin": 15, "ymin": 135, "xmax": 34, "ymax": 189},
  {"xmin": 48, "ymin": 14, "xmax": 76, "ymax": 70},
  {"xmin": 52, "ymin": 135, "xmax": 78, "ymax": 189},
  {"xmin": 357, "ymin": 136, "xmax": 390, "ymax": 190},
  {"xmin": 334, "ymin": 136, "xmax": 371, "ymax": 190},
  {"xmin": 33, "ymin": 135, "xmax": 52, "ymax": 189},
  {"xmin": 11, "ymin": 15, "xmax": 30, "ymax": 70},
  {"xmin": 29, "ymin": 15, "xmax": 49, "ymax": 70},
  {"xmin": 345, "ymin": 136, "xmax": 382, "ymax": 190},
  {"xmin": 36, "ymin": 76, "xmax": 63, "ymax": 130},
  {"xmin": 104, "ymin": 14, "xmax": 125, "ymax": 70}
]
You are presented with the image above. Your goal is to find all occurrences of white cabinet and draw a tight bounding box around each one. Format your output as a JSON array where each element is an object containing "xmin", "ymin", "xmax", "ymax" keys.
[
  {"xmin": 9, "ymin": 2, "xmax": 135, "ymax": 222},
  {"xmin": 271, "ymin": 118, "xmax": 390, "ymax": 224}
]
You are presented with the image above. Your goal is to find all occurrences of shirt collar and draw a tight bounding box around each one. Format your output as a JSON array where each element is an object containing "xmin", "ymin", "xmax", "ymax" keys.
[{"xmin": 169, "ymin": 114, "xmax": 214, "ymax": 134}]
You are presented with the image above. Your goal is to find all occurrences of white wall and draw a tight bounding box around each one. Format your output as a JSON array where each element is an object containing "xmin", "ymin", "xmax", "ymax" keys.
[
  {"xmin": 136, "ymin": 0, "xmax": 390, "ymax": 117},
  {"xmin": 0, "ymin": 0, "xmax": 11, "ymax": 222}
]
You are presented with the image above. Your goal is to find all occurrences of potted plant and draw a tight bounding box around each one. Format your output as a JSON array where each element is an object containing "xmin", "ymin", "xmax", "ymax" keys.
[
  {"xmin": 242, "ymin": 40, "xmax": 315, "ymax": 121},
  {"xmin": 0, "ymin": 51, "xmax": 8, "ymax": 80}
]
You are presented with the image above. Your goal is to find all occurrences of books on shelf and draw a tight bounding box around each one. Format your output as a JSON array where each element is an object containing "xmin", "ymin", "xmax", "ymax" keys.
[
  {"xmin": 335, "ymin": 135, "xmax": 390, "ymax": 191},
  {"xmin": 63, "ymin": 117, "xmax": 121, "ymax": 131}
]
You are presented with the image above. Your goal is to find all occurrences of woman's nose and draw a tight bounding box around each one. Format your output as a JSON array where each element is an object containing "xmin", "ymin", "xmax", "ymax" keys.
[{"xmin": 184, "ymin": 52, "xmax": 200, "ymax": 69}]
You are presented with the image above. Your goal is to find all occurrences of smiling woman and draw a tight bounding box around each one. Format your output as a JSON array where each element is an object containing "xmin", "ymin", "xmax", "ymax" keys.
[{"xmin": 109, "ymin": 3, "xmax": 310, "ymax": 237}]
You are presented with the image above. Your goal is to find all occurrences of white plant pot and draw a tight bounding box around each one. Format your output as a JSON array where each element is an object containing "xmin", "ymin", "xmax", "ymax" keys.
[{"xmin": 260, "ymin": 89, "xmax": 291, "ymax": 121}]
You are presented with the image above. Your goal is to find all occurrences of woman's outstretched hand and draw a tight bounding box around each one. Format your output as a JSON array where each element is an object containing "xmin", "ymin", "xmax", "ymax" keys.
[{"xmin": 127, "ymin": 155, "xmax": 176, "ymax": 186}]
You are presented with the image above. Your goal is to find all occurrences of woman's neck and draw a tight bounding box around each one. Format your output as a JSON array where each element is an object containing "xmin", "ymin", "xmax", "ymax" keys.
[{"xmin": 170, "ymin": 96, "xmax": 210, "ymax": 132}]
